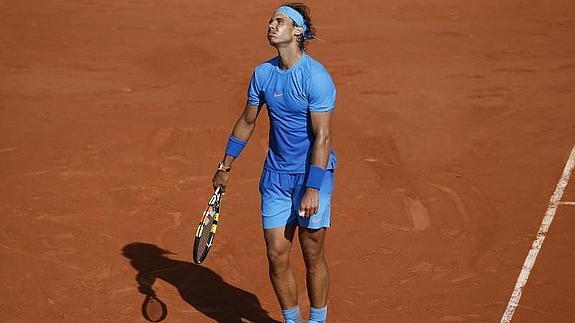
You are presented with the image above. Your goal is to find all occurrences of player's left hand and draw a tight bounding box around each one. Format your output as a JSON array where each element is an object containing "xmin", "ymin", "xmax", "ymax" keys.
[{"xmin": 299, "ymin": 188, "xmax": 319, "ymax": 217}]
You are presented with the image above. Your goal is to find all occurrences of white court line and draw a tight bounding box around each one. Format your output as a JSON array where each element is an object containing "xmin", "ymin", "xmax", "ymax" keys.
[
  {"xmin": 558, "ymin": 201, "xmax": 575, "ymax": 205},
  {"xmin": 501, "ymin": 144, "xmax": 575, "ymax": 323}
]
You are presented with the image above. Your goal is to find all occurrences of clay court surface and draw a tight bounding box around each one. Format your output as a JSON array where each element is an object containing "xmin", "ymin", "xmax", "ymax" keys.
[{"xmin": 1, "ymin": 0, "xmax": 575, "ymax": 322}]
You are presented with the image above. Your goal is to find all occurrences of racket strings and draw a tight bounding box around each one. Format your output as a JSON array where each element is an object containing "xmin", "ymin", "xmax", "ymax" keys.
[
  {"xmin": 193, "ymin": 188, "xmax": 222, "ymax": 264},
  {"xmin": 196, "ymin": 211, "xmax": 215, "ymax": 256}
]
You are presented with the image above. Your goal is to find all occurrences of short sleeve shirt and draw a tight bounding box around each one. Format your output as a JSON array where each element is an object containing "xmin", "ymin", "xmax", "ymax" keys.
[{"xmin": 247, "ymin": 54, "xmax": 337, "ymax": 173}]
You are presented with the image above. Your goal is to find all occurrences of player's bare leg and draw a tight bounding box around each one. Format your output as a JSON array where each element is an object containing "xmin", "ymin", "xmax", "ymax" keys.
[
  {"xmin": 299, "ymin": 227, "xmax": 329, "ymax": 308},
  {"xmin": 263, "ymin": 224, "xmax": 298, "ymax": 309}
]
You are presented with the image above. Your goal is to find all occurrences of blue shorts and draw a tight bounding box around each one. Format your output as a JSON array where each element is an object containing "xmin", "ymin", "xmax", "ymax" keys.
[{"xmin": 259, "ymin": 168, "xmax": 334, "ymax": 230}]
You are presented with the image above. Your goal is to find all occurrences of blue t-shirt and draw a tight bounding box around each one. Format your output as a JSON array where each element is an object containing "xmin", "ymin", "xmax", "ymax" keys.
[{"xmin": 247, "ymin": 53, "xmax": 337, "ymax": 174}]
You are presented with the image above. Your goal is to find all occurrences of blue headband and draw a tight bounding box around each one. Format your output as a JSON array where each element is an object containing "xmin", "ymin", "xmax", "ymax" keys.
[{"xmin": 276, "ymin": 6, "xmax": 309, "ymax": 37}]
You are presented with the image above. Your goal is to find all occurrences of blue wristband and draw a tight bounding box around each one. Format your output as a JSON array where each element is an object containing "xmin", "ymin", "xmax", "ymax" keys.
[
  {"xmin": 305, "ymin": 165, "xmax": 326, "ymax": 190},
  {"xmin": 225, "ymin": 135, "xmax": 247, "ymax": 158}
]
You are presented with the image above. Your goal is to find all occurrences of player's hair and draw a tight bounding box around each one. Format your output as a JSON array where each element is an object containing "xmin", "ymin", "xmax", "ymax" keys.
[{"xmin": 283, "ymin": 2, "xmax": 316, "ymax": 51}]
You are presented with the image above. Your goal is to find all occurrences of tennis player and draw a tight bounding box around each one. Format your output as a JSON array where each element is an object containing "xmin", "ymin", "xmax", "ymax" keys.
[{"xmin": 212, "ymin": 3, "xmax": 336, "ymax": 322}]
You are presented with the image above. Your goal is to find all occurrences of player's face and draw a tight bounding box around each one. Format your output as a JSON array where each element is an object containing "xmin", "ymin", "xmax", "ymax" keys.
[{"xmin": 267, "ymin": 12, "xmax": 300, "ymax": 46}]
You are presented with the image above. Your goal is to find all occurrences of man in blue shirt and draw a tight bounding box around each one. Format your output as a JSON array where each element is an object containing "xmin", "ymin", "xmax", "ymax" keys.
[{"xmin": 212, "ymin": 3, "xmax": 336, "ymax": 323}]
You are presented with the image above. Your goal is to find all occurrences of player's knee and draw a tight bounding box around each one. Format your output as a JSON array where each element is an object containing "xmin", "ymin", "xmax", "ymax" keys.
[
  {"xmin": 302, "ymin": 244, "xmax": 324, "ymax": 269},
  {"xmin": 266, "ymin": 247, "xmax": 290, "ymax": 269}
]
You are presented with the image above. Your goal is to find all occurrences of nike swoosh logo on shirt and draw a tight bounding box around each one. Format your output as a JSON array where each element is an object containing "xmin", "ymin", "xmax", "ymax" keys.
[{"xmin": 273, "ymin": 93, "xmax": 283, "ymax": 97}]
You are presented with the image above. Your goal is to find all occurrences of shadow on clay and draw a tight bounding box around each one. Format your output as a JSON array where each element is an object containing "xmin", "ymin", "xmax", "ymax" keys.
[{"xmin": 122, "ymin": 242, "xmax": 280, "ymax": 323}]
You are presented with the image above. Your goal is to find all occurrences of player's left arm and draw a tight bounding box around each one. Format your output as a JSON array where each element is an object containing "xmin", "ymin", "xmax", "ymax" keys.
[{"xmin": 299, "ymin": 110, "xmax": 333, "ymax": 216}]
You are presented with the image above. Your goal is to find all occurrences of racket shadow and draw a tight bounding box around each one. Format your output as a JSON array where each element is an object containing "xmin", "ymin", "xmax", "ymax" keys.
[{"xmin": 122, "ymin": 242, "xmax": 280, "ymax": 323}]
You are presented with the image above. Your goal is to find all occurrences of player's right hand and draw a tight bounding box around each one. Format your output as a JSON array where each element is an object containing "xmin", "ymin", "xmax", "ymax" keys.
[{"xmin": 212, "ymin": 171, "xmax": 230, "ymax": 192}]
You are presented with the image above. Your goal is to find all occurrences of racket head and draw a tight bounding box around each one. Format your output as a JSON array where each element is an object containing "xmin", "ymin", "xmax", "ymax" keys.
[
  {"xmin": 193, "ymin": 187, "xmax": 222, "ymax": 264},
  {"xmin": 141, "ymin": 295, "xmax": 168, "ymax": 322}
]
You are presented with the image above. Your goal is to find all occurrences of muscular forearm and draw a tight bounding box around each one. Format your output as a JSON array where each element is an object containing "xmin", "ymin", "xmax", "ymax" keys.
[
  {"xmin": 231, "ymin": 116, "xmax": 256, "ymax": 142},
  {"xmin": 221, "ymin": 116, "xmax": 256, "ymax": 167},
  {"xmin": 310, "ymin": 132, "xmax": 331, "ymax": 169},
  {"xmin": 300, "ymin": 131, "xmax": 330, "ymax": 215}
]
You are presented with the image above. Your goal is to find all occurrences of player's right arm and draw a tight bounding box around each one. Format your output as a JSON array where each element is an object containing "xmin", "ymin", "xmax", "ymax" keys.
[{"xmin": 212, "ymin": 103, "xmax": 263, "ymax": 190}]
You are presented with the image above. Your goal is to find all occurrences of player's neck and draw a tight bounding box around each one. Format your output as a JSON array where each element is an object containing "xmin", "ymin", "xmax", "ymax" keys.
[{"xmin": 276, "ymin": 45, "xmax": 303, "ymax": 70}]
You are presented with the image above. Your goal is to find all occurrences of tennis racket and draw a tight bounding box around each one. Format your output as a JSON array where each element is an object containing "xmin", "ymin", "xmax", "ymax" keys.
[{"xmin": 193, "ymin": 186, "xmax": 223, "ymax": 264}]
